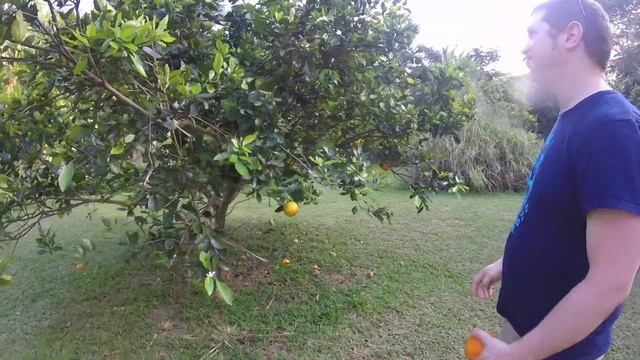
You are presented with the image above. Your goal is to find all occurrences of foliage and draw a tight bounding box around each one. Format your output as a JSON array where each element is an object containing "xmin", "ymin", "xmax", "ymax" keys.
[
  {"xmin": 410, "ymin": 48, "xmax": 476, "ymax": 139},
  {"xmin": 0, "ymin": 0, "xmax": 472, "ymax": 299},
  {"xmin": 422, "ymin": 119, "xmax": 542, "ymax": 192},
  {"xmin": 601, "ymin": 0, "xmax": 640, "ymax": 106},
  {"xmin": 404, "ymin": 49, "xmax": 542, "ymax": 193}
]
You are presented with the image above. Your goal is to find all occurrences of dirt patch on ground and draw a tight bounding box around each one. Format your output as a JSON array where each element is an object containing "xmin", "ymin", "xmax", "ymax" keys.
[
  {"xmin": 222, "ymin": 258, "xmax": 274, "ymax": 289},
  {"xmin": 261, "ymin": 341, "xmax": 294, "ymax": 360},
  {"xmin": 148, "ymin": 307, "xmax": 192, "ymax": 339}
]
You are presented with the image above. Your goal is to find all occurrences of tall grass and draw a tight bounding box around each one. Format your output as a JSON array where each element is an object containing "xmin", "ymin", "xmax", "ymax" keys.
[{"xmin": 424, "ymin": 119, "xmax": 542, "ymax": 192}]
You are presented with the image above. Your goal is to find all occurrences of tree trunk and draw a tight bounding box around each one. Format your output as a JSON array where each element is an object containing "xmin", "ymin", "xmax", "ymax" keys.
[{"xmin": 213, "ymin": 181, "xmax": 243, "ymax": 233}]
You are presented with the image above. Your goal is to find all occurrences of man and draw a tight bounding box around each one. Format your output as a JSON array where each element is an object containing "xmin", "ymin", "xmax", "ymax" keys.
[{"xmin": 471, "ymin": 1, "xmax": 640, "ymax": 359}]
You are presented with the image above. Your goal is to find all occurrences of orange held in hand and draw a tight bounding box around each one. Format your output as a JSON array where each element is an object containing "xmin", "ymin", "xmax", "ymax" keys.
[{"xmin": 464, "ymin": 334, "xmax": 484, "ymax": 360}]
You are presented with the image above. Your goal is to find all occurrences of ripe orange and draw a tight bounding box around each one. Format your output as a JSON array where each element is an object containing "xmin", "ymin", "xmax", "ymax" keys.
[
  {"xmin": 464, "ymin": 335, "xmax": 484, "ymax": 360},
  {"xmin": 283, "ymin": 201, "xmax": 299, "ymax": 217}
]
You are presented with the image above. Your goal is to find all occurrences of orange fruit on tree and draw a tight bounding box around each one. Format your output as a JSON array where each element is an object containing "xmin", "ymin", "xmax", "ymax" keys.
[
  {"xmin": 283, "ymin": 201, "xmax": 299, "ymax": 217},
  {"xmin": 464, "ymin": 335, "xmax": 484, "ymax": 360}
]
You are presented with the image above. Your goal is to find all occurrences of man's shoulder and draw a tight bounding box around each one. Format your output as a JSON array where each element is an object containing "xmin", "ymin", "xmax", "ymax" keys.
[
  {"xmin": 587, "ymin": 91, "xmax": 640, "ymax": 125},
  {"xmin": 569, "ymin": 91, "xmax": 640, "ymax": 139}
]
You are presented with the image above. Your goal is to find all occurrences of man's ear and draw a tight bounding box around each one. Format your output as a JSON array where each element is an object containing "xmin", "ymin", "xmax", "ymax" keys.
[{"xmin": 561, "ymin": 21, "xmax": 584, "ymax": 50}]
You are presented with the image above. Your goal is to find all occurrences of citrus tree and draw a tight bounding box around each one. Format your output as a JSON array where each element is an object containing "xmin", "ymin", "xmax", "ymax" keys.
[{"xmin": 0, "ymin": 0, "xmax": 469, "ymax": 298}]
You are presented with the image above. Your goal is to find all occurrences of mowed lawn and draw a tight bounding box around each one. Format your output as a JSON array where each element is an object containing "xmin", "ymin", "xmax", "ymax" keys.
[{"xmin": 1, "ymin": 188, "xmax": 639, "ymax": 359}]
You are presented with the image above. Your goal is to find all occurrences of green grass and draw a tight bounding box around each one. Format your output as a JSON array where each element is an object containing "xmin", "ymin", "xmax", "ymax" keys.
[{"xmin": 1, "ymin": 189, "xmax": 639, "ymax": 359}]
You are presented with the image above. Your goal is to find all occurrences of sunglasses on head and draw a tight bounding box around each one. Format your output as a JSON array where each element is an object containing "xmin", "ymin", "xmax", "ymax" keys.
[{"xmin": 578, "ymin": 0, "xmax": 587, "ymax": 18}]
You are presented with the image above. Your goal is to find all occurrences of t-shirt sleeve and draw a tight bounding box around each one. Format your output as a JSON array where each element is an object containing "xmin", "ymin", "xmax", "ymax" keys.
[{"xmin": 576, "ymin": 118, "xmax": 640, "ymax": 216}]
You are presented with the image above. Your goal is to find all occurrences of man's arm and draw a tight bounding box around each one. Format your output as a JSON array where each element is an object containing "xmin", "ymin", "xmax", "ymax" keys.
[{"xmin": 503, "ymin": 209, "xmax": 640, "ymax": 359}]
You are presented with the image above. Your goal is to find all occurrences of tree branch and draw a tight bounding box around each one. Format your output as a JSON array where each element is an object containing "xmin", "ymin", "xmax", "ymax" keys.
[
  {"xmin": 22, "ymin": 5, "xmax": 157, "ymax": 124},
  {"xmin": 0, "ymin": 56, "xmax": 62, "ymax": 69},
  {"xmin": 42, "ymin": 196, "xmax": 131, "ymax": 208},
  {"xmin": 101, "ymin": 80, "xmax": 154, "ymax": 118},
  {"xmin": 336, "ymin": 129, "xmax": 380, "ymax": 148},
  {"xmin": 6, "ymin": 40, "xmax": 58, "ymax": 53},
  {"xmin": 176, "ymin": 119, "xmax": 225, "ymax": 143}
]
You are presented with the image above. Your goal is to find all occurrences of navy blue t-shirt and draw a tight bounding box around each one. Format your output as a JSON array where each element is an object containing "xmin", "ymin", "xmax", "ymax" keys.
[{"xmin": 497, "ymin": 90, "xmax": 640, "ymax": 360}]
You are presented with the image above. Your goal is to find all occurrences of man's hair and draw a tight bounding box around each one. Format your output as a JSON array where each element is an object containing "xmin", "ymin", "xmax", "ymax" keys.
[{"xmin": 533, "ymin": 0, "xmax": 613, "ymax": 71}]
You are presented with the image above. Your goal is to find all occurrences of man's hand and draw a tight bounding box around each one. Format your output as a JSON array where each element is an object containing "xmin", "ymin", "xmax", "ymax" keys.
[
  {"xmin": 472, "ymin": 258, "xmax": 503, "ymax": 299},
  {"xmin": 472, "ymin": 329, "xmax": 514, "ymax": 360}
]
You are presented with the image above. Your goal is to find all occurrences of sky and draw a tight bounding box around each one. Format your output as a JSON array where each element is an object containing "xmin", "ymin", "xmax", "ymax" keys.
[{"xmin": 406, "ymin": 0, "xmax": 546, "ymax": 75}]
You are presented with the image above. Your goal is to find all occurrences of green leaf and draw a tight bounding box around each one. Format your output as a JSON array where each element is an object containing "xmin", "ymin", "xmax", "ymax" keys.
[
  {"xmin": 147, "ymin": 196, "xmax": 159, "ymax": 212},
  {"xmin": 0, "ymin": 275, "xmax": 12, "ymax": 288},
  {"xmin": 0, "ymin": 259, "xmax": 8, "ymax": 271},
  {"xmin": 86, "ymin": 23, "xmax": 97, "ymax": 38},
  {"xmin": 177, "ymin": 85, "xmax": 189, "ymax": 97},
  {"xmin": 10, "ymin": 11, "xmax": 27, "ymax": 42},
  {"xmin": 130, "ymin": 53, "xmax": 147, "ymax": 78},
  {"xmin": 120, "ymin": 24, "xmax": 137, "ymax": 42},
  {"xmin": 72, "ymin": 30, "xmax": 91, "ymax": 46},
  {"xmin": 123, "ymin": 42, "xmax": 139, "ymax": 51},
  {"xmin": 213, "ymin": 152, "xmax": 230, "ymax": 161},
  {"xmin": 33, "ymin": 1, "xmax": 51, "ymax": 24},
  {"xmin": 126, "ymin": 231, "xmax": 139, "ymax": 245},
  {"xmin": 243, "ymin": 133, "xmax": 258, "ymax": 145},
  {"xmin": 58, "ymin": 161, "xmax": 75, "ymax": 192},
  {"xmin": 157, "ymin": 32, "xmax": 175, "ymax": 43},
  {"xmin": 234, "ymin": 162, "xmax": 249, "ymax": 177},
  {"xmin": 110, "ymin": 145, "xmax": 125, "ymax": 155},
  {"xmin": 101, "ymin": 218, "xmax": 112, "ymax": 228},
  {"xmin": 204, "ymin": 276, "xmax": 214, "ymax": 296},
  {"xmin": 109, "ymin": 162, "xmax": 122, "ymax": 174},
  {"xmin": 213, "ymin": 52, "xmax": 224, "ymax": 76},
  {"xmin": 124, "ymin": 134, "xmax": 135, "ymax": 143},
  {"xmin": 216, "ymin": 280, "xmax": 234, "ymax": 305},
  {"xmin": 61, "ymin": 35, "xmax": 83, "ymax": 47},
  {"xmin": 81, "ymin": 238, "xmax": 96, "ymax": 251},
  {"xmin": 154, "ymin": 251, "xmax": 170, "ymax": 266},
  {"xmin": 67, "ymin": 126, "xmax": 92, "ymax": 142},
  {"xmin": 216, "ymin": 39, "xmax": 230, "ymax": 55},
  {"xmin": 73, "ymin": 56, "xmax": 89, "ymax": 75},
  {"xmin": 310, "ymin": 156, "xmax": 323, "ymax": 166},
  {"xmin": 199, "ymin": 251, "xmax": 212, "ymax": 270},
  {"xmin": 158, "ymin": 16, "xmax": 169, "ymax": 32}
]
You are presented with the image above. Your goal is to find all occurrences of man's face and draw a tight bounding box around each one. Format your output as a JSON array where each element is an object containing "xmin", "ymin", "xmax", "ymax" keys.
[{"xmin": 522, "ymin": 11, "xmax": 563, "ymax": 84}]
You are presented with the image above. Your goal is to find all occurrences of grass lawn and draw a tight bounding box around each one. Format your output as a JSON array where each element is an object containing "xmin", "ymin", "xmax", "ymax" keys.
[{"xmin": 1, "ymin": 188, "xmax": 639, "ymax": 359}]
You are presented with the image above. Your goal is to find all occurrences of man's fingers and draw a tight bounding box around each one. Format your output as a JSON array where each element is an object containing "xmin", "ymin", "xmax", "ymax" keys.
[
  {"xmin": 472, "ymin": 328, "xmax": 493, "ymax": 343},
  {"xmin": 472, "ymin": 273, "xmax": 483, "ymax": 296}
]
